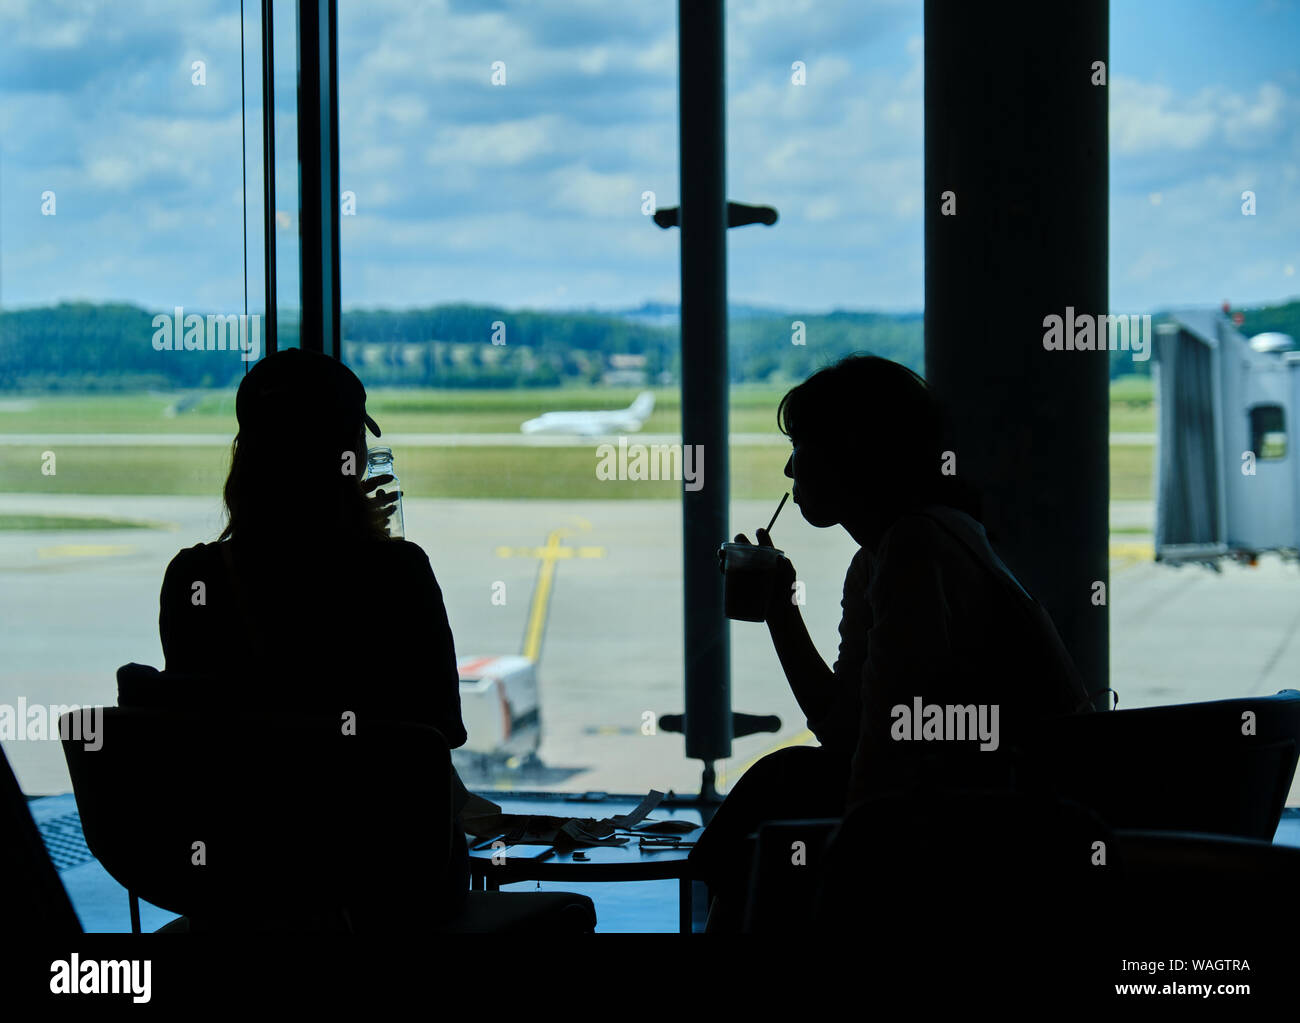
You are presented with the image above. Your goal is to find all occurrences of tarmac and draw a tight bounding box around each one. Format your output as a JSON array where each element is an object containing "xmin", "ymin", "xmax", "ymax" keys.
[{"xmin": 2, "ymin": 493, "xmax": 1298, "ymax": 807}]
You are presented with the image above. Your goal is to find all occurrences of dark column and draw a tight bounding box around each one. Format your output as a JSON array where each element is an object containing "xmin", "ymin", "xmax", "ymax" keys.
[
  {"xmin": 924, "ymin": 0, "xmax": 1110, "ymax": 708},
  {"xmin": 296, "ymin": 0, "xmax": 341, "ymax": 358},
  {"xmin": 678, "ymin": 0, "xmax": 731, "ymax": 790}
]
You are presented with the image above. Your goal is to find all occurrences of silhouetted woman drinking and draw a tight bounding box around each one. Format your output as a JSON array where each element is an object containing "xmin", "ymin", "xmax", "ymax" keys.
[
  {"xmin": 689, "ymin": 355, "xmax": 1093, "ymax": 931},
  {"xmin": 153, "ymin": 347, "xmax": 471, "ymax": 927}
]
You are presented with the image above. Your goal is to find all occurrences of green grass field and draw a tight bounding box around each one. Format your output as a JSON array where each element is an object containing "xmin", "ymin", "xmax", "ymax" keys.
[
  {"xmin": 0, "ymin": 386, "xmax": 795, "ymax": 435},
  {"xmin": 0, "ymin": 513, "xmax": 165, "ymax": 530},
  {"xmin": 0, "ymin": 382, "xmax": 1156, "ymax": 502}
]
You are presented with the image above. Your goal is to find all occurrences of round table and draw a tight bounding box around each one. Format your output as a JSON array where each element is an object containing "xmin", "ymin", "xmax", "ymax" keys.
[{"xmin": 468, "ymin": 839, "xmax": 698, "ymax": 933}]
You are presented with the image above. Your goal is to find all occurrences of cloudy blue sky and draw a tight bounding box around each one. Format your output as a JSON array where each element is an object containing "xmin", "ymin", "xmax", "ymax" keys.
[{"xmin": 0, "ymin": 0, "xmax": 1297, "ymax": 318}]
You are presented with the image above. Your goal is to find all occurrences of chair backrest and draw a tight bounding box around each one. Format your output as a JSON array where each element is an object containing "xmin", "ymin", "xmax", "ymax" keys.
[
  {"xmin": 1114, "ymin": 828, "xmax": 1300, "ymax": 883},
  {"xmin": 1111, "ymin": 828, "xmax": 1300, "ymax": 933},
  {"xmin": 1016, "ymin": 690, "xmax": 1300, "ymax": 840},
  {"xmin": 0, "ymin": 743, "xmax": 82, "ymax": 934},
  {"xmin": 60, "ymin": 706, "xmax": 454, "ymax": 922},
  {"xmin": 813, "ymin": 787, "xmax": 1118, "ymax": 934},
  {"xmin": 743, "ymin": 818, "xmax": 842, "ymax": 934}
]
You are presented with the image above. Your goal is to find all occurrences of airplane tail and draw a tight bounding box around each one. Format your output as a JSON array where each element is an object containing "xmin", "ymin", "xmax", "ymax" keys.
[{"xmin": 627, "ymin": 391, "xmax": 655, "ymax": 422}]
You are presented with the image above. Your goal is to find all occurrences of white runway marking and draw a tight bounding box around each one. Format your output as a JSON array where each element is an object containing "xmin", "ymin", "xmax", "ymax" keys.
[{"xmin": 0, "ymin": 431, "xmax": 1157, "ymax": 447}]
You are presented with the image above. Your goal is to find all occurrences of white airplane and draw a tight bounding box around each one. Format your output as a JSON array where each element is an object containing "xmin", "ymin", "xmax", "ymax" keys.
[{"xmin": 520, "ymin": 391, "xmax": 655, "ymax": 436}]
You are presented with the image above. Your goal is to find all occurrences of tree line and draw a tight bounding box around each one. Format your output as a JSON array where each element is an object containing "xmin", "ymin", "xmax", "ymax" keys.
[{"xmin": 2, "ymin": 298, "xmax": 1291, "ymax": 392}]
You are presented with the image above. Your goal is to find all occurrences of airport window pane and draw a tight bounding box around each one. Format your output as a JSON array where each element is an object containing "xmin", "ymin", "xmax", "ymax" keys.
[
  {"xmin": 0, "ymin": 1, "xmax": 267, "ymax": 794},
  {"xmin": 334, "ymin": 2, "xmax": 925, "ymax": 797},
  {"xmin": 1111, "ymin": 2, "xmax": 1300, "ymax": 805},
  {"xmin": 335, "ymin": 0, "xmax": 925, "ymax": 800},
  {"xmin": 723, "ymin": 4, "xmax": 922, "ymax": 791},
  {"xmin": 336, "ymin": 1, "xmax": 686, "ymax": 794},
  {"xmin": 269, "ymin": 0, "xmax": 301, "ymax": 348}
]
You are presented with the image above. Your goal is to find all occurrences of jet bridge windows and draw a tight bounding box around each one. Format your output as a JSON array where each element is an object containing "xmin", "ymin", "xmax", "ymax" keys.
[{"xmin": 1249, "ymin": 404, "xmax": 1287, "ymax": 461}]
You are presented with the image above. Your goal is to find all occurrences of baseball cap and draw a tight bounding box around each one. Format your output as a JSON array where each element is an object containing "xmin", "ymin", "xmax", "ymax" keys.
[{"xmin": 235, "ymin": 348, "xmax": 381, "ymax": 438}]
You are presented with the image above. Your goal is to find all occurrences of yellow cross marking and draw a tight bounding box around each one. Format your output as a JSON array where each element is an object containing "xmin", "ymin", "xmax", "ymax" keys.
[
  {"xmin": 498, "ymin": 524, "xmax": 605, "ymax": 663},
  {"xmin": 521, "ymin": 529, "xmax": 569, "ymax": 662}
]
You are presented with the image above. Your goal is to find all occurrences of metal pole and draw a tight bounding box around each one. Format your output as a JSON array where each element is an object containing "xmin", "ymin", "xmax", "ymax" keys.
[
  {"xmin": 296, "ymin": 0, "xmax": 341, "ymax": 358},
  {"xmin": 260, "ymin": 0, "xmax": 277, "ymax": 355},
  {"xmin": 678, "ymin": 0, "xmax": 731, "ymax": 793}
]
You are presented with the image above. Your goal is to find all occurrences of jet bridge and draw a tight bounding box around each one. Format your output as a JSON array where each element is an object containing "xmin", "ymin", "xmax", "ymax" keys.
[{"xmin": 1154, "ymin": 309, "xmax": 1300, "ymax": 564}]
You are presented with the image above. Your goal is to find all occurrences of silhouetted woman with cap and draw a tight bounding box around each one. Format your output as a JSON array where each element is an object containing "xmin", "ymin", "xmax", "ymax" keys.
[
  {"xmin": 688, "ymin": 354, "xmax": 1094, "ymax": 931},
  {"xmin": 153, "ymin": 347, "xmax": 472, "ymax": 928}
]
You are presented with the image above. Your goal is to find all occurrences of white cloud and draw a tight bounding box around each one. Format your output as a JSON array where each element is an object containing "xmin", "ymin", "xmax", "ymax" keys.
[
  {"xmin": 1222, "ymin": 82, "xmax": 1285, "ymax": 143},
  {"xmin": 1111, "ymin": 78, "xmax": 1217, "ymax": 153},
  {"xmin": 547, "ymin": 163, "xmax": 640, "ymax": 218},
  {"xmin": 426, "ymin": 115, "xmax": 560, "ymax": 167},
  {"xmin": 1111, "ymin": 75, "xmax": 1291, "ymax": 155}
]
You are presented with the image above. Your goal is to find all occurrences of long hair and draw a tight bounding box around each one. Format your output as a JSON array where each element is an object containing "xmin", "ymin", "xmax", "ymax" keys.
[
  {"xmin": 217, "ymin": 412, "xmax": 389, "ymax": 547},
  {"xmin": 777, "ymin": 353, "xmax": 982, "ymax": 521}
]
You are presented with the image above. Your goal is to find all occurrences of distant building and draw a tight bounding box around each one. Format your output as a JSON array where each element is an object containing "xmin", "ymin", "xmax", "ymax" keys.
[{"xmin": 603, "ymin": 353, "xmax": 648, "ymax": 387}]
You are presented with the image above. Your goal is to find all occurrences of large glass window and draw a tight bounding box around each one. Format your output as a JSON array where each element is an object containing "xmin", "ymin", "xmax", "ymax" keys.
[
  {"xmin": 723, "ymin": 2, "xmax": 923, "ymax": 790},
  {"xmin": 337, "ymin": 1, "xmax": 685, "ymax": 794},
  {"xmin": 0, "ymin": 1, "xmax": 267, "ymax": 795},
  {"xmin": 334, "ymin": 1, "xmax": 924, "ymax": 797},
  {"xmin": 1110, "ymin": 2, "xmax": 1300, "ymax": 806}
]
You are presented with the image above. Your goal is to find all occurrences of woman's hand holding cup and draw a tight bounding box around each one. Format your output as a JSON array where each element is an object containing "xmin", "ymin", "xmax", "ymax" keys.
[{"xmin": 719, "ymin": 527, "xmax": 796, "ymax": 623}]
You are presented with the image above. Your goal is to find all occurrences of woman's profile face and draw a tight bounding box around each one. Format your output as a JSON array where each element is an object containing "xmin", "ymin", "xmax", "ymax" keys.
[{"xmin": 785, "ymin": 438, "xmax": 845, "ymax": 528}]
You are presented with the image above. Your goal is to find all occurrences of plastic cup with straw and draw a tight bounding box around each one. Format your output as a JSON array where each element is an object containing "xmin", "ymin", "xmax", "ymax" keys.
[{"xmin": 719, "ymin": 492, "xmax": 792, "ymax": 622}]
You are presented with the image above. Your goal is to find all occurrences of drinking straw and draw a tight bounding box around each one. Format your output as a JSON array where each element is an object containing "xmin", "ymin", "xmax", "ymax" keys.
[{"xmin": 765, "ymin": 492, "xmax": 790, "ymax": 535}]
